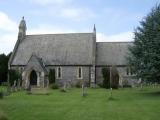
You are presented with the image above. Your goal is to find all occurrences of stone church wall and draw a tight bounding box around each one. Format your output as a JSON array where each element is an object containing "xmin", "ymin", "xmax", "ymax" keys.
[
  {"xmin": 46, "ymin": 66, "xmax": 90, "ymax": 87},
  {"xmin": 96, "ymin": 66, "xmax": 136, "ymax": 87}
]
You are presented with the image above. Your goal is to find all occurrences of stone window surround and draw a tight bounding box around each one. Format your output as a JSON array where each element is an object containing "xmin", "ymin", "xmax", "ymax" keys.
[
  {"xmin": 126, "ymin": 67, "xmax": 134, "ymax": 76},
  {"xmin": 56, "ymin": 67, "xmax": 62, "ymax": 79},
  {"xmin": 77, "ymin": 67, "xmax": 83, "ymax": 79}
]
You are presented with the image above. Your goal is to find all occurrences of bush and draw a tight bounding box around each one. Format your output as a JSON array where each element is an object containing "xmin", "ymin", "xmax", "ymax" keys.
[
  {"xmin": 75, "ymin": 83, "xmax": 81, "ymax": 88},
  {"xmin": 97, "ymin": 83, "xmax": 103, "ymax": 88},
  {"xmin": 123, "ymin": 84, "xmax": 132, "ymax": 88},
  {"xmin": 101, "ymin": 67, "xmax": 110, "ymax": 89},
  {"xmin": 0, "ymin": 92, "xmax": 3, "ymax": 99},
  {"xmin": 0, "ymin": 112, "xmax": 8, "ymax": 120},
  {"xmin": 60, "ymin": 88, "xmax": 66, "ymax": 92},
  {"xmin": 0, "ymin": 115, "xmax": 8, "ymax": 120},
  {"xmin": 1, "ymin": 82, "xmax": 8, "ymax": 86},
  {"xmin": 49, "ymin": 69, "xmax": 55, "ymax": 84},
  {"xmin": 9, "ymin": 69, "xmax": 21, "ymax": 86},
  {"xmin": 75, "ymin": 81, "xmax": 82, "ymax": 88},
  {"xmin": 102, "ymin": 66, "xmax": 119, "ymax": 89},
  {"xmin": 111, "ymin": 66, "xmax": 119, "ymax": 89},
  {"xmin": 51, "ymin": 84, "xmax": 58, "ymax": 89}
]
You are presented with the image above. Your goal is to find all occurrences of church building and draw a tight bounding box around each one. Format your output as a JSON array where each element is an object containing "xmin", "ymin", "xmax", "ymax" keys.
[{"xmin": 8, "ymin": 17, "xmax": 135, "ymax": 89}]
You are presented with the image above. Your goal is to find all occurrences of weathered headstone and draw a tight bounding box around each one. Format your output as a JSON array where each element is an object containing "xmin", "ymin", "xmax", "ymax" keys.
[
  {"xmin": 26, "ymin": 85, "xmax": 31, "ymax": 94},
  {"xmin": 12, "ymin": 80, "xmax": 17, "ymax": 92},
  {"xmin": 140, "ymin": 83, "xmax": 143, "ymax": 89},
  {"xmin": 63, "ymin": 82, "xmax": 66, "ymax": 91},
  {"xmin": 82, "ymin": 84, "xmax": 87, "ymax": 97},
  {"xmin": 17, "ymin": 79, "xmax": 21, "ymax": 90},
  {"xmin": 110, "ymin": 88, "xmax": 112, "ymax": 98},
  {"xmin": 82, "ymin": 84, "xmax": 84, "ymax": 96},
  {"xmin": 67, "ymin": 80, "xmax": 72, "ymax": 89}
]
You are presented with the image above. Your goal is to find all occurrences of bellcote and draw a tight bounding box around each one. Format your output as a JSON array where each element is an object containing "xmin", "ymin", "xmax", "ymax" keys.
[
  {"xmin": 93, "ymin": 24, "xmax": 96, "ymax": 33},
  {"xmin": 93, "ymin": 24, "xmax": 96, "ymax": 40},
  {"xmin": 18, "ymin": 16, "xmax": 27, "ymax": 40}
]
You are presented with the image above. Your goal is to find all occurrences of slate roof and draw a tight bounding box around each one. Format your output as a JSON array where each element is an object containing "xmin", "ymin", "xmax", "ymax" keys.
[
  {"xmin": 96, "ymin": 42, "xmax": 133, "ymax": 66},
  {"xmin": 11, "ymin": 33, "xmax": 94, "ymax": 66}
]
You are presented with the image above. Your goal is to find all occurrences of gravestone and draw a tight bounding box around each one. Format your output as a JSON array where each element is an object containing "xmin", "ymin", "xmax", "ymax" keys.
[
  {"xmin": 63, "ymin": 82, "xmax": 66, "ymax": 91},
  {"xmin": 110, "ymin": 88, "xmax": 113, "ymax": 98},
  {"xmin": 17, "ymin": 79, "xmax": 21, "ymax": 90},
  {"xmin": 12, "ymin": 80, "xmax": 17, "ymax": 92},
  {"xmin": 82, "ymin": 84, "xmax": 87, "ymax": 97}
]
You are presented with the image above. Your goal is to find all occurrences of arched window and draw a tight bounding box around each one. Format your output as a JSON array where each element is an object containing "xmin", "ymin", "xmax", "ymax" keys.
[
  {"xmin": 77, "ymin": 67, "xmax": 83, "ymax": 79},
  {"xmin": 126, "ymin": 66, "xmax": 134, "ymax": 76},
  {"xmin": 126, "ymin": 67, "xmax": 129, "ymax": 75},
  {"xmin": 57, "ymin": 67, "xmax": 62, "ymax": 79}
]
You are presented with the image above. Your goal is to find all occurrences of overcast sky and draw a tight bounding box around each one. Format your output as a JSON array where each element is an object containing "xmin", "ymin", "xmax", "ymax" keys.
[{"xmin": 0, "ymin": 0, "xmax": 159, "ymax": 54}]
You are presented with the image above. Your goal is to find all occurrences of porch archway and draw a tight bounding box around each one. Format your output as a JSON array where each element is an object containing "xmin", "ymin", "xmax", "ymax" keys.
[{"xmin": 30, "ymin": 70, "xmax": 37, "ymax": 85}]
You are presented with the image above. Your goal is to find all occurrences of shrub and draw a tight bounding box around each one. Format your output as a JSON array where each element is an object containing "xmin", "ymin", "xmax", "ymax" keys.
[
  {"xmin": 97, "ymin": 83, "xmax": 103, "ymax": 88},
  {"xmin": 122, "ymin": 79, "xmax": 132, "ymax": 88},
  {"xmin": 85, "ymin": 81, "xmax": 90, "ymax": 87},
  {"xmin": 75, "ymin": 81, "xmax": 82, "ymax": 88},
  {"xmin": 8, "ymin": 69, "xmax": 21, "ymax": 86},
  {"xmin": 0, "ymin": 115, "xmax": 8, "ymax": 120},
  {"xmin": 49, "ymin": 69, "xmax": 55, "ymax": 84},
  {"xmin": 123, "ymin": 84, "xmax": 132, "ymax": 88},
  {"xmin": 51, "ymin": 84, "xmax": 58, "ymax": 89},
  {"xmin": 75, "ymin": 83, "xmax": 81, "ymax": 88},
  {"xmin": 0, "ymin": 92, "xmax": 3, "ymax": 99},
  {"xmin": 111, "ymin": 66, "xmax": 119, "ymax": 89},
  {"xmin": 102, "ymin": 66, "xmax": 119, "ymax": 89},
  {"xmin": 1, "ymin": 82, "xmax": 8, "ymax": 86},
  {"xmin": 60, "ymin": 88, "xmax": 66, "ymax": 92},
  {"xmin": 101, "ymin": 67, "xmax": 110, "ymax": 89},
  {"xmin": 0, "ymin": 112, "xmax": 8, "ymax": 120}
]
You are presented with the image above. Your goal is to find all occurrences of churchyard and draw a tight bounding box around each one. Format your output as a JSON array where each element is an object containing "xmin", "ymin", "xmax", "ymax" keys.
[{"xmin": 0, "ymin": 86, "xmax": 160, "ymax": 120}]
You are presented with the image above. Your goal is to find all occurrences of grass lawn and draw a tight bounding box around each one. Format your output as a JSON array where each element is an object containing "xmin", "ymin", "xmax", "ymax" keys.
[{"xmin": 0, "ymin": 87, "xmax": 160, "ymax": 120}]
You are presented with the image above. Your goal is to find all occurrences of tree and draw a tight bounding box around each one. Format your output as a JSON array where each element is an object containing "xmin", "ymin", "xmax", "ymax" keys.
[
  {"xmin": 101, "ymin": 66, "xmax": 119, "ymax": 89},
  {"xmin": 49, "ymin": 69, "xmax": 55, "ymax": 84},
  {"xmin": 8, "ymin": 69, "xmax": 21, "ymax": 86},
  {"xmin": 110, "ymin": 66, "xmax": 119, "ymax": 89},
  {"xmin": 128, "ymin": 4, "xmax": 160, "ymax": 83},
  {"xmin": 101, "ymin": 67, "xmax": 110, "ymax": 88},
  {"xmin": 0, "ymin": 53, "xmax": 11, "ymax": 84}
]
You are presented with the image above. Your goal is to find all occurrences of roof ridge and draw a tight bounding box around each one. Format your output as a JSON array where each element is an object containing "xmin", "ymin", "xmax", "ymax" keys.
[
  {"xmin": 97, "ymin": 41, "xmax": 133, "ymax": 43},
  {"xmin": 26, "ymin": 32, "xmax": 93, "ymax": 36}
]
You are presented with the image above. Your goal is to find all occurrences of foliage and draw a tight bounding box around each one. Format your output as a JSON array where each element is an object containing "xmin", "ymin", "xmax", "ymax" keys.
[
  {"xmin": 60, "ymin": 88, "xmax": 66, "ymax": 92},
  {"xmin": 0, "ymin": 92, "xmax": 3, "ymax": 99},
  {"xmin": 128, "ymin": 4, "xmax": 160, "ymax": 83},
  {"xmin": 8, "ymin": 69, "xmax": 21, "ymax": 86},
  {"xmin": 0, "ymin": 86, "xmax": 8, "ymax": 97},
  {"xmin": 123, "ymin": 84, "xmax": 132, "ymax": 88},
  {"xmin": 0, "ymin": 112, "xmax": 8, "ymax": 120},
  {"xmin": 111, "ymin": 66, "xmax": 119, "ymax": 89},
  {"xmin": 49, "ymin": 69, "xmax": 55, "ymax": 84},
  {"xmin": 102, "ymin": 66, "xmax": 119, "ymax": 89},
  {"xmin": 51, "ymin": 84, "xmax": 59, "ymax": 89},
  {"xmin": 97, "ymin": 83, "xmax": 103, "ymax": 88},
  {"xmin": 0, "ymin": 53, "xmax": 11, "ymax": 84},
  {"xmin": 101, "ymin": 67, "xmax": 110, "ymax": 88},
  {"xmin": 75, "ymin": 81, "xmax": 82, "ymax": 88},
  {"xmin": 75, "ymin": 83, "xmax": 80, "ymax": 88},
  {"xmin": 1, "ymin": 82, "xmax": 8, "ymax": 86}
]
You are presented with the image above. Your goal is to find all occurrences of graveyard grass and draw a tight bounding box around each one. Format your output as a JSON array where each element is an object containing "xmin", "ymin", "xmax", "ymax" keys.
[{"xmin": 0, "ymin": 87, "xmax": 160, "ymax": 120}]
